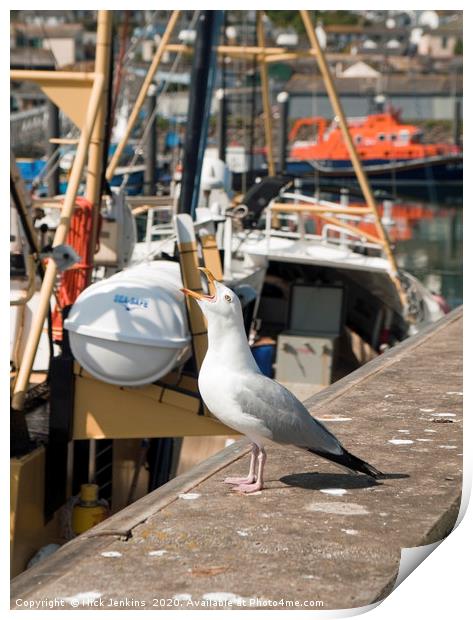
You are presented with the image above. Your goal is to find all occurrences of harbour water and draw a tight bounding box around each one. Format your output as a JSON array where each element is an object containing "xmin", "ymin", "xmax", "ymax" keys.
[
  {"xmin": 393, "ymin": 199, "xmax": 462, "ymax": 309},
  {"xmin": 308, "ymin": 182, "xmax": 462, "ymax": 310}
]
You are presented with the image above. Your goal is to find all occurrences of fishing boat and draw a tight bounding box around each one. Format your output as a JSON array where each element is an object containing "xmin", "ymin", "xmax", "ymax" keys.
[
  {"xmin": 285, "ymin": 111, "xmax": 462, "ymax": 188},
  {"xmin": 134, "ymin": 168, "xmax": 447, "ymax": 395}
]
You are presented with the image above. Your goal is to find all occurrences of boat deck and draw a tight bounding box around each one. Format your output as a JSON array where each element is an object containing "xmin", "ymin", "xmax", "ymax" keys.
[
  {"xmin": 11, "ymin": 308, "xmax": 462, "ymax": 611},
  {"xmin": 239, "ymin": 234, "xmax": 392, "ymax": 273}
]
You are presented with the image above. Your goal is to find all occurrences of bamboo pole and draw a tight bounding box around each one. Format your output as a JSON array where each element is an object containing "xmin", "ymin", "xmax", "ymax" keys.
[
  {"xmin": 164, "ymin": 44, "xmax": 318, "ymax": 63},
  {"xmin": 106, "ymin": 10, "xmax": 181, "ymax": 181},
  {"xmin": 256, "ymin": 11, "xmax": 275, "ymax": 177},
  {"xmin": 165, "ymin": 43, "xmax": 284, "ymax": 57},
  {"xmin": 299, "ymin": 10, "xmax": 409, "ymax": 314},
  {"xmin": 271, "ymin": 203, "xmax": 371, "ymax": 216},
  {"xmin": 10, "ymin": 70, "xmax": 96, "ymax": 82},
  {"xmin": 176, "ymin": 250, "xmax": 208, "ymax": 371},
  {"xmin": 200, "ymin": 233, "xmax": 224, "ymax": 282},
  {"xmin": 11, "ymin": 73, "xmax": 105, "ymax": 411},
  {"xmin": 49, "ymin": 138, "xmax": 79, "ymax": 145},
  {"xmin": 264, "ymin": 51, "xmax": 316, "ymax": 63},
  {"xmin": 85, "ymin": 10, "xmax": 113, "ymax": 281}
]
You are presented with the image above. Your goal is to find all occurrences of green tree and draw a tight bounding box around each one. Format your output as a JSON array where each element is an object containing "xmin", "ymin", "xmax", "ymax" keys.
[{"xmin": 266, "ymin": 10, "xmax": 364, "ymax": 34}]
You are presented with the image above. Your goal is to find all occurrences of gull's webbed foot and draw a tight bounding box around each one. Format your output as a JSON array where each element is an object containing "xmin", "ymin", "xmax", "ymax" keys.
[
  {"xmin": 223, "ymin": 475, "xmax": 256, "ymax": 485},
  {"xmin": 231, "ymin": 480, "xmax": 263, "ymax": 494}
]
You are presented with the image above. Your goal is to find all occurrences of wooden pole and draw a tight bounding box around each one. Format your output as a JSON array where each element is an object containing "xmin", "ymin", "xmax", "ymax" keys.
[
  {"xmin": 11, "ymin": 73, "xmax": 105, "ymax": 411},
  {"xmin": 263, "ymin": 51, "xmax": 315, "ymax": 63},
  {"xmin": 174, "ymin": 215, "xmax": 208, "ymax": 372},
  {"xmin": 256, "ymin": 11, "xmax": 275, "ymax": 177},
  {"xmin": 299, "ymin": 10, "xmax": 409, "ymax": 314},
  {"xmin": 165, "ymin": 43, "xmax": 284, "ymax": 57},
  {"xmin": 106, "ymin": 10, "xmax": 180, "ymax": 181},
  {"xmin": 85, "ymin": 10, "xmax": 112, "ymax": 281},
  {"xmin": 271, "ymin": 203, "xmax": 371, "ymax": 216},
  {"xmin": 10, "ymin": 70, "xmax": 96, "ymax": 82}
]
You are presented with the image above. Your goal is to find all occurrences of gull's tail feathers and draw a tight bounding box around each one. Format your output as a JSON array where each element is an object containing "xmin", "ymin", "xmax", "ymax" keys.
[{"xmin": 308, "ymin": 447, "xmax": 384, "ymax": 480}]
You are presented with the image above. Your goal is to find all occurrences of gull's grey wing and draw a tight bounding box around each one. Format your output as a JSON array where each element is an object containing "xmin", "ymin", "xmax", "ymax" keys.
[{"xmin": 235, "ymin": 373, "xmax": 344, "ymax": 455}]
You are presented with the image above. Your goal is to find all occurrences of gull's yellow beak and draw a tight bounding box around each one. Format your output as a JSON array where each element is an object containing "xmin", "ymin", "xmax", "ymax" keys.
[
  {"xmin": 180, "ymin": 267, "xmax": 217, "ymax": 301},
  {"xmin": 180, "ymin": 287, "xmax": 205, "ymax": 301}
]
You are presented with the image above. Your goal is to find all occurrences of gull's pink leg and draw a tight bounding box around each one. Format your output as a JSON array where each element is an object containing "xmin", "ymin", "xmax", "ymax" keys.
[
  {"xmin": 224, "ymin": 443, "xmax": 258, "ymax": 484},
  {"xmin": 232, "ymin": 447, "xmax": 266, "ymax": 493}
]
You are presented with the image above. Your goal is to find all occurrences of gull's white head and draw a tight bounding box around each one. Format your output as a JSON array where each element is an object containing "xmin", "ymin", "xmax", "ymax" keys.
[
  {"xmin": 182, "ymin": 268, "xmax": 258, "ymax": 369},
  {"xmin": 181, "ymin": 268, "xmax": 243, "ymax": 326}
]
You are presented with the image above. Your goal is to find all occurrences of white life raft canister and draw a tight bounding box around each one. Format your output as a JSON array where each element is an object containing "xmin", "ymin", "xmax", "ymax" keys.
[{"xmin": 64, "ymin": 261, "xmax": 190, "ymax": 386}]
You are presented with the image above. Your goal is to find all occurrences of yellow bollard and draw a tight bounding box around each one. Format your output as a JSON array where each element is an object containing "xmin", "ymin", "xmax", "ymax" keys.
[{"xmin": 71, "ymin": 484, "xmax": 108, "ymax": 535}]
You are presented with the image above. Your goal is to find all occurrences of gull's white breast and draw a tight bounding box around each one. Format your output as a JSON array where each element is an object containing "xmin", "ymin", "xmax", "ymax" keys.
[{"xmin": 198, "ymin": 364, "xmax": 272, "ymax": 443}]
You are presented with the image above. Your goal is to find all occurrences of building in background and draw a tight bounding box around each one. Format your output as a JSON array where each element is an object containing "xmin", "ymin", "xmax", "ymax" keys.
[{"xmin": 10, "ymin": 21, "xmax": 85, "ymax": 67}]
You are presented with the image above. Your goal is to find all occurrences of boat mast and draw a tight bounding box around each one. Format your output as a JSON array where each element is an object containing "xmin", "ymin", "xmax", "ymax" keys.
[
  {"xmin": 256, "ymin": 11, "xmax": 275, "ymax": 177},
  {"xmin": 178, "ymin": 10, "xmax": 223, "ymax": 217},
  {"xmin": 216, "ymin": 11, "xmax": 227, "ymax": 163},
  {"xmin": 299, "ymin": 10, "xmax": 410, "ymax": 317},
  {"xmin": 85, "ymin": 10, "xmax": 112, "ymax": 282}
]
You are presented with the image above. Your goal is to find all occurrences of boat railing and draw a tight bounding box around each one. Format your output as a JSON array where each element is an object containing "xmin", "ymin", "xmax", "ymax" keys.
[
  {"xmin": 266, "ymin": 192, "xmax": 386, "ymax": 256},
  {"xmin": 320, "ymin": 223, "xmax": 383, "ymax": 253},
  {"xmin": 131, "ymin": 204, "xmax": 176, "ymax": 253},
  {"xmin": 10, "ymin": 105, "xmax": 47, "ymax": 149}
]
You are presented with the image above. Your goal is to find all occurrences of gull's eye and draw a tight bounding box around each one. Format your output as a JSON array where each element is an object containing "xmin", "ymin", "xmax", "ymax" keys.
[{"xmin": 224, "ymin": 294, "xmax": 232, "ymax": 303}]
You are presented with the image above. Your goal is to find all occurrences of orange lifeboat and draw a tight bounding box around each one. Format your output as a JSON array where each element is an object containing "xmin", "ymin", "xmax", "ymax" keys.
[{"xmin": 289, "ymin": 112, "xmax": 460, "ymax": 162}]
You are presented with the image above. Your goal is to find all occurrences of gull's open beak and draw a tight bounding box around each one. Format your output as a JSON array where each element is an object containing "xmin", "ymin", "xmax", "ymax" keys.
[
  {"xmin": 198, "ymin": 267, "xmax": 216, "ymax": 284},
  {"xmin": 180, "ymin": 267, "xmax": 217, "ymax": 301},
  {"xmin": 180, "ymin": 287, "xmax": 205, "ymax": 301}
]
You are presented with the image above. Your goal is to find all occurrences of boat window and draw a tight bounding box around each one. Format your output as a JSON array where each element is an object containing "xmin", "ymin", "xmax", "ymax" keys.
[
  {"xmin": 411, "ymin": 132, "xmax": 424, "ymax": 144},
  {"xmin": 391, "ymin": 134, "xmax": 397, "ymax": 141},
  {"xmin": 354, "ymin": 135, "xmax": 362, "ymax": 145},
  {"xmin": 398, "ymin": 130, "xmax": 410, "ymax": 145},
  {"xmin": 377, "ymin": 133, "xmax": 386, "ymax": 142}
]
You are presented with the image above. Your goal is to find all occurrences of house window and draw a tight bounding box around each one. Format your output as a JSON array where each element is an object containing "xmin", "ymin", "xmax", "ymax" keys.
[{"xmin": 441, "ymin": 36, "xmax": 448, "ymax": 49}]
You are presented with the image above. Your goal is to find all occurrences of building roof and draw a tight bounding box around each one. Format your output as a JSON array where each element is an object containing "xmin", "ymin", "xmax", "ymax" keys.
[
  {"xmin": 324, "ymin": 23, "xmax": 461, "ymax": 37},
  {"xmin": 341, "ymin": 61, "xmax": 381, "ymax": 78},
  {"xmin": 286, "ymin": 72, "xmax": 462, "ymax": 96},
  {"xmin": 10, "ymin": 79, "xmax": 45, "ymax": 101},
  {"xmin": 11, "ymin": 22, "xmax": 83, "ymax": 38},
  {"xmin": 10, "ymin": 47, "xmax": 56, "ymax": 69},
  {"xmin": 286, "ymin": 51, "xmax": 461, "ymax": 75}
]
